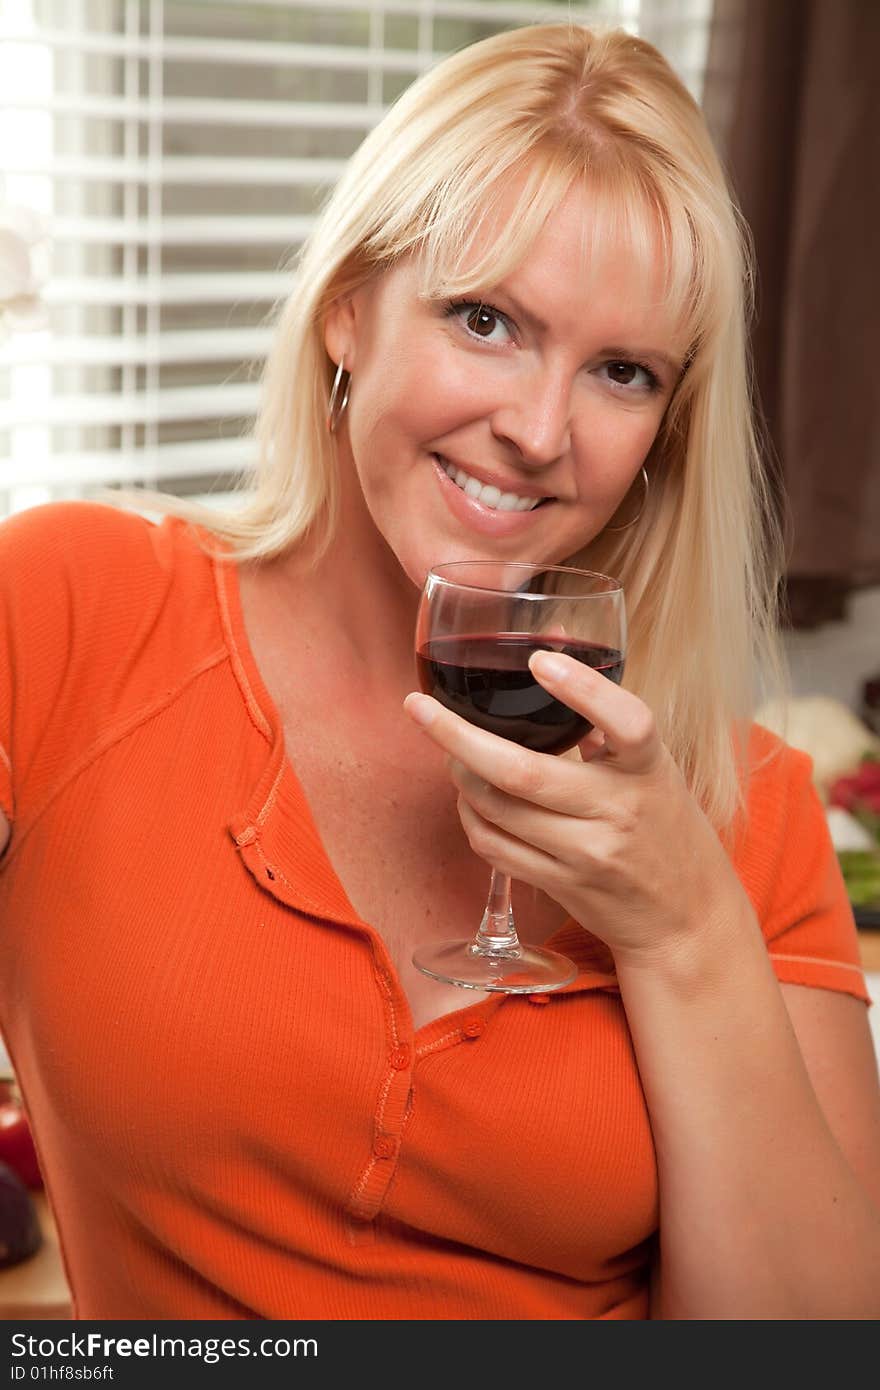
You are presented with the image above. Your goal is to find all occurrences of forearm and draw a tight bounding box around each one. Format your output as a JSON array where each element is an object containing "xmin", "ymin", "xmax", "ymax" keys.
[{"xmin": 614, "ymin": 899, "xmax": 880, "ymax": 1319}]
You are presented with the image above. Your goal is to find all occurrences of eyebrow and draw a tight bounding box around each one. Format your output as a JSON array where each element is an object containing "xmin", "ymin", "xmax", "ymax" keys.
[{"xmin": 490, "ymin": 285, "xmax": 684, "ymax": 376}]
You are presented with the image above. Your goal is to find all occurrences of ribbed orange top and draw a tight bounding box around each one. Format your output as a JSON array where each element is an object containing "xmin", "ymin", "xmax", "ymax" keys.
[{"xmin": 0, "ymin": 502, "xmax": 870, "ymax": 1320}]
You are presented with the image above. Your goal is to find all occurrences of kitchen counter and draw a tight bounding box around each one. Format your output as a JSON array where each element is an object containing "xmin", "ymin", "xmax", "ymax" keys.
[
  {"xmin": 0, "ymin": 1194, "xmax": 71, "ymax": 1320},
  {"xmin": 858, "ymin": 928, "xmax": 880, "ymax": 973}
]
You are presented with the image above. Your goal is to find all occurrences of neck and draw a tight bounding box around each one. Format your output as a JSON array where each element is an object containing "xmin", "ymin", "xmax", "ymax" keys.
[{"xmin": 260, "ymin": 458, "xmax": 422, "ymax": 695}]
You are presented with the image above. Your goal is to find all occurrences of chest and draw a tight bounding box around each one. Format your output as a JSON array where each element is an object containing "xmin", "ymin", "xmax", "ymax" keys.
[
  {"xmin": 282, "ymin": 717, "xmax": 548, "ymax": 1028},
  {"xmin": 236, "ymin": 567, "xmax": 567, "ymax": 1028}
]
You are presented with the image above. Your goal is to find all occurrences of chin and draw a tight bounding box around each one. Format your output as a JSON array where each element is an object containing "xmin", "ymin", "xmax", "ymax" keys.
[{"xmin": 390, "ymin": 522, "xmax": 600, "ymax": 593}]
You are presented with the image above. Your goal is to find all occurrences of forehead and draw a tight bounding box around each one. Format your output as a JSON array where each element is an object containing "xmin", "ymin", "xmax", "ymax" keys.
[{"xmin": 417, "ymin": 170, "xmax": 692, "ymax": 351}]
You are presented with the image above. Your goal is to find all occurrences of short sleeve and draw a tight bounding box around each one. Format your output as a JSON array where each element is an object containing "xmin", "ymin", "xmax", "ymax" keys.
[{"xmin": 754, "ymin": 741, "xmax": 870, "ymax": 1003}]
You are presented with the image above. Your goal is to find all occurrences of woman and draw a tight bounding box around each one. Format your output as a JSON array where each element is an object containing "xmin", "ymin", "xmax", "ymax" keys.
[{"xmin": 1, "ymin": 24, "xmax": 878, "ymax": 1320}]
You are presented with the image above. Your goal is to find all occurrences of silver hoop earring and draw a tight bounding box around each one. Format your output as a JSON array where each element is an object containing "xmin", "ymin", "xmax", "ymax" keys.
[
  {"xmin": 327, "ymin": 355, "xmax": 351, "ymax": 434},
  {"xmin": 606, "ymin": 465, "xmax": 649, "ymax": 533}
]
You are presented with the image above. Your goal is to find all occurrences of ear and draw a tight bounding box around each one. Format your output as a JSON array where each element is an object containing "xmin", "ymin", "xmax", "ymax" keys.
[{"xmin": 323, "ymin": 294, "xmax": 358, "ymax": 371}]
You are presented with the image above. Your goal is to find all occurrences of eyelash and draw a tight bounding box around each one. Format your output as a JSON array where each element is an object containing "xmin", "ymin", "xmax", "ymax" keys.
[
  {"xmin": 445, "ymin": 298, "xmax": 515, "ymax": 343},
  {"xmin": 443, "ymin": 298, "xmax": 663, "ymax": 394},
  {"xmin": 603, "ymin": 358, "xmax": 662, "ymax": 395}
]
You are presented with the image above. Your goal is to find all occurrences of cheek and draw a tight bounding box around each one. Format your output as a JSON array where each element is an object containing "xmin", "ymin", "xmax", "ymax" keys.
[
  {"xmin": 353, "ymin": 344, "xmax": 487, "ymax": 454},
  {"xmin": 574, "ymin": 404, "xmax": 663, "ymax": 486}
]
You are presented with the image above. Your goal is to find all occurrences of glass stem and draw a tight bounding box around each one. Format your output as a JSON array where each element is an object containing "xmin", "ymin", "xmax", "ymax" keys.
[{"xmin": 473, "ymin": 870, "xmax": 520, "ymax": 957}]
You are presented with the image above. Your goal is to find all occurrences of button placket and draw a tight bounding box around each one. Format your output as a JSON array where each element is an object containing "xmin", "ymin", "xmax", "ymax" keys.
[
  {"xmin": 345, "ymin": 955, "xmax": 416, "ymax": 1223},
  {"xmin": 372, "ymin": 1134, "xmax": 397, "ymax": 1160}
]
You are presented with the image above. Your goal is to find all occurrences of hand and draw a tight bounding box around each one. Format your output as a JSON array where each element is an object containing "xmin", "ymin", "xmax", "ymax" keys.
[{"xmin": 403, "ymin": 650, "xmax": 751, "ymax": 965}]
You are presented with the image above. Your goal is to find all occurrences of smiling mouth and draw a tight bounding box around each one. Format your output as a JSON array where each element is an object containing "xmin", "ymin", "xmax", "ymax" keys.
[{"xmin": 433, "ymin": 455, "xmax": 553, "ymax": 512}]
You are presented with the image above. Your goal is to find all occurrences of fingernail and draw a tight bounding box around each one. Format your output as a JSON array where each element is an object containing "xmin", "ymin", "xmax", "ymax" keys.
[
  {"xmin": 530, "ymin": 651, "xmax": 567, "ymax": 682},
  {"xmin": 404, "ymin": 692, "xmax": 436, "ymax": 726}
]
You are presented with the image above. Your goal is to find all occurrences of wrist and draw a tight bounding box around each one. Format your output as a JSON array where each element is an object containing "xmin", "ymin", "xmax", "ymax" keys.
[{"xmin": 611, "ymin": 890, "xmax": 763, "ymax": 998}]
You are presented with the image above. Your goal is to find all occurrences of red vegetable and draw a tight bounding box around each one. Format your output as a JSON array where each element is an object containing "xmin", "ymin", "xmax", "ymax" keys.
[
  {"xmin": 830, "ymin": 759, "xmax": 880, "ymax": 837},
  {"xmin": 0, "ymin": 1083, "xmax": 43, "ymax": 1190},
  {"xmin": 853, "ymin": 760, "xmax": 880, "ymax": 791}
]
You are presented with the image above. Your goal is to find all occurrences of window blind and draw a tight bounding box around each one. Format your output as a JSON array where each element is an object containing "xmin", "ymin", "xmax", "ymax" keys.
[{"xmin": 0, "ymin": 0, "xmax": 713, "ymax": 518}]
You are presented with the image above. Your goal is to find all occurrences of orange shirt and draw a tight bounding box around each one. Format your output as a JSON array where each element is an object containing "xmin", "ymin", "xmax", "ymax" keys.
[{"xmin": 0, "ymin": 501, "xmax": 870, "ymax": 1320}]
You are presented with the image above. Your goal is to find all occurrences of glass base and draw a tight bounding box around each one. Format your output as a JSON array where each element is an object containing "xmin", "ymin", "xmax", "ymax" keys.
[{"xmin": 411, "ymin": 938, "xmax": 578, "ymax": 993}]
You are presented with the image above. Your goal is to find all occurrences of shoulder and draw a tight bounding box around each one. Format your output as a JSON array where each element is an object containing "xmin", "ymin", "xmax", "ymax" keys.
[
  {"xmin": 0, "ymin": 499, "xmax": 221, "ymax": 645},
  {"xmin": 0, "ymin": 499, "xmax": 212, "ymax": 590},
  {"xmin": 0, "ymin": 497, "xmax": 146, "ymax": 549},
  {"xmin": 0, "ymin": 502, "xmax": 229, "ymax": 826},
  {"xmin": 744, "ymin": 721, "xmax": 814, "ymax": 818},
  {"xmin": 725, "ymin": 722, "xmax": 823, "ymax": 926},
  {"xmin": 0, "ymin": 498, "xmax": 149, "ymax": 571},
  {"xmin": 732, "ymin": 722, "xmax": 822, "ymax": 897}
]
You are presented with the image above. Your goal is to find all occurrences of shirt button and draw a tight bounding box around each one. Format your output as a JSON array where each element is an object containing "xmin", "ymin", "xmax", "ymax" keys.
[
  {"xmin": 390, "ymin": 1046, "xmax": 411, "ymax": 1070},
  {"xmin": 373, "ymin": 1135, "xmax": 396, "ymax": 1160},
  {"xmin": 527, "ymin": 993, "xmax": 551, "ymax": 1006},
  {"xmin": 462, "ymin": 1020, "xmax": 484, "ymax": 1039}
]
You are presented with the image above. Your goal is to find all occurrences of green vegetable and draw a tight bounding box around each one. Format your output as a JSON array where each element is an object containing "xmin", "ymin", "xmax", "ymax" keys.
[{"xmin": 837, "ymin": 849, "xmax": 880, "ymax": 907}]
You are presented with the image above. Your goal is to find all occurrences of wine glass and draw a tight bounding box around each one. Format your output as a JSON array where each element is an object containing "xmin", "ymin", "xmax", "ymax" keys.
[{"xmin": 412, "ymin": 560, "xmax": 626, "ymax": 993}]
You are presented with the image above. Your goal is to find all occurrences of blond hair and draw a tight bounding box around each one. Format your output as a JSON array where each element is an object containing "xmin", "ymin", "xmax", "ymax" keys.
[{"xmin": 119, "ymin": 23, "xmax": 789, "ymax": 840}]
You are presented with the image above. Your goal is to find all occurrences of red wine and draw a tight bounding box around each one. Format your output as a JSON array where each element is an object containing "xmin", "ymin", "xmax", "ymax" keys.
[{"xmin": 416, "ymin": 632, "xmax": 624, "ymax": 754}]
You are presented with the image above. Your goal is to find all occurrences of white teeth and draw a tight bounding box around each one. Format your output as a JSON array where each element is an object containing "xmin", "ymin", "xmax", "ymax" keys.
[{"xmin": 438, "ymin": 458, "xmax": 545, "ymax": 512}]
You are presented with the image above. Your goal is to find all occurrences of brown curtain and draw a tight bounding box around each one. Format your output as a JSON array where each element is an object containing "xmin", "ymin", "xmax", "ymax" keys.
[{"xmin": 703, "ymin": 0, "xmax": 880, "ymax": 628}]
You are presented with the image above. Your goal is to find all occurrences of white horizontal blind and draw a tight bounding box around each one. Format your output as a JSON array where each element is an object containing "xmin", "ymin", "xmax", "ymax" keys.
[{"xmin": 0, "ymin": 0, "xmax": 713, "ymax": 517}]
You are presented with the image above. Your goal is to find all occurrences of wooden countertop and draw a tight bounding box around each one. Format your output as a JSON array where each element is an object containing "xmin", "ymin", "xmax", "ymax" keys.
[
  {"xmin": 0, "ymin": 1193, "xmax": 71, "ymax": 1320},
  {"xmin": 858, "ymin": 928, "xmax": 880, "ymax": 973}
]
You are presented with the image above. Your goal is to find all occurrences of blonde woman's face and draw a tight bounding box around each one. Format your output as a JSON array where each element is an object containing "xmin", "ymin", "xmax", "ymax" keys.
[{"xmin": 325, "ymin": 180, "xmax": 687, "ymax": 589}]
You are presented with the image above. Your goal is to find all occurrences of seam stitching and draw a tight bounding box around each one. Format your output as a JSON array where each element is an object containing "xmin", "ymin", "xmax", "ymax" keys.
[
  {"xmin": 211, "ymin": 546, "xmax": 272, "ymax": 743},
  {"xmin": 346, "ymin": 961, "xmax": 406, "ymax": 1216},
  {"xmin": 254, "ymin": 756, "xmax": 286, "ymax": 831},
  {"xmin": 348, "ymin": 1157, "xmax": 378, "ymax": 1210},
  {"xmin": 246, "ymin": 837, "xmax": 333, "ymax": 920},
  {"xmin": 0, "ymin": 647, "xmax": 229, "ymax": 869},
  {"xmin": 415, "ymin": 1026, "xmax": 463, "ymax": 1058},
  {"xmin": 769, "ymin": 951, "xmax": 865, "ymax": 976}
]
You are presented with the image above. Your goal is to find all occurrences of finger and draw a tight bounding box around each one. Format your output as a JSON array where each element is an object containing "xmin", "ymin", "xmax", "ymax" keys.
[
  {"xmin": 456, "ymin": 793, "xmax": 563, "ymax": 886},
  {"xmin": 527, "ymin": 650, "xmax": 660, "ymax": 774},
  {"xmin": 451, "ymin": 761, "xmax": 591, "ymax": 862},
  {"xmin": 536, "ymin": 626, "xmax": 607, "ymax": 761},
  {"xmin": 404, "ymin": 691, "xmax": 601, "ymax": 816}
]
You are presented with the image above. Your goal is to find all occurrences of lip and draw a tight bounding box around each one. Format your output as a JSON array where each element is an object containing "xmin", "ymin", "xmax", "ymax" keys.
[{"xmin": 431, "ymin": 454, "xmax": 554, "ymax": 538}]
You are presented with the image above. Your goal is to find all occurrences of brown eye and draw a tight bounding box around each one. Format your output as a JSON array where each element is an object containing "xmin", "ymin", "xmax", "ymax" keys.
[
  {"xmin": 607, "ymin": 361, "xmax": 638, "ymax": 385},
  {"xmin": 446, "ymin": 300, "xmax": 512, "ymax": 344},
  {"xmin": 601, "ymin": 360, "xmax": 660, "ymax": 393},
  {"xmin": 466, "ymin": 305, "xmax": 500, "ymax": 337}
]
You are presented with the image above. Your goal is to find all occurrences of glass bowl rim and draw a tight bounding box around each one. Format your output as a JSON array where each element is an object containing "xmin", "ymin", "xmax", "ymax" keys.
[{"xmin": 425, "ymin": 560, "xmax": 624, "ymax": 599}]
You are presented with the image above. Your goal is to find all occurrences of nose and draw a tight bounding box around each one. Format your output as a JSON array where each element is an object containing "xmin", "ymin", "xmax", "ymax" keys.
[{"xmin": 490, "ymin": 361, "xmax": 573, "ymax": 467}]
